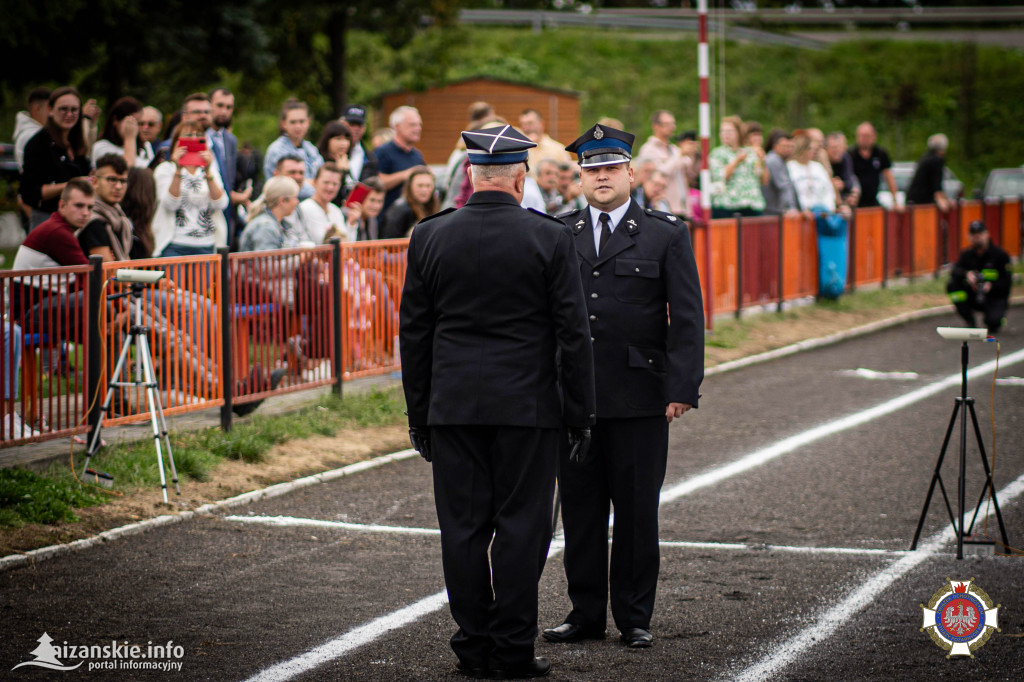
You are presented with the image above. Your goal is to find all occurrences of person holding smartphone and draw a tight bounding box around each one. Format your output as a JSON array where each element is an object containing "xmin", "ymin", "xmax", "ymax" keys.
[{"xmin": 152, "ymin": 121, "xmax": 228, "ymax": 257}]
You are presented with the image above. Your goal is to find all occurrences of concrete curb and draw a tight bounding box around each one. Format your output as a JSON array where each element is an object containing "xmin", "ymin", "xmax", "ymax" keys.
[
  {"xmin": 4, "ymin": 295, "xmax": 1022, "ymax": 572},
  {"xmin": 0, "ymin": 449, "xmax": 418, "ymax": 573}
]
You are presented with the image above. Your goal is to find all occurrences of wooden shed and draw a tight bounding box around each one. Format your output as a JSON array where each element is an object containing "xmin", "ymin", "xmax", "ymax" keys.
[{"xmin": 374, "ymin": 77, "xmax": 581, "ymax": 165}]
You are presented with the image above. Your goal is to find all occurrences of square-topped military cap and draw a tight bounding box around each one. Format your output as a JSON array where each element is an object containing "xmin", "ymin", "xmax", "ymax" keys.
[
  {"xmin": 565, "ymin": 124, "xmax": 635, "ymax": 168},
  {"xmin": 461, "ymin": 125, "xmax": 537, "ymax": 165}
]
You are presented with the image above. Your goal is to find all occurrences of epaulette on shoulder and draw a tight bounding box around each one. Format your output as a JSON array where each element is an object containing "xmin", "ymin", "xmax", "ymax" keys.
[
  {"xmin": 556, "ymin": 207, "xmax": 584, "ymax": 221},
  {"xmin": 419, "ymin": 207, "xmax": 457, "ymax": 224},
  {"xmin": 528, "ymin": 207, "xmax": 568, "ymax": 224},
  {"xmin": 644, "ymin": 208, "xmax": 686, "ymax": 227}
]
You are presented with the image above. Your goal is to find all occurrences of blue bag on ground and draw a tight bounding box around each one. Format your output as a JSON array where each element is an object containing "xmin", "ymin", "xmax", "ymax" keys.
[{"xmin": 814, "ymin": 210, "xmax": 848, "ymax": 300}]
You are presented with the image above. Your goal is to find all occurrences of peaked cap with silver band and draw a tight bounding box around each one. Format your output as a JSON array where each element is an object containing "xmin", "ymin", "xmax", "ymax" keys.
[
  {"xmin": 565, "ymin": 124, "xmax": 635, "ymax": 168},
  {"xmin": 461, "ymin": 125, "xmax": 536, "ymax": 165}
]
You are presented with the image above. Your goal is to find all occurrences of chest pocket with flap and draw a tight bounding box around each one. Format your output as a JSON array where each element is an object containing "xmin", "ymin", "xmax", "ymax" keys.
[{"xmin": 614, "ymin": 258, "xmax": 660, "ymax": 303}]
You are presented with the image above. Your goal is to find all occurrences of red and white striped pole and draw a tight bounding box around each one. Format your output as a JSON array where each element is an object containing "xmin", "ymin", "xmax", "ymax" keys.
[
  {"xmin": 698, "ymin": 0, "xmax": 711, "ymax": 218},
  {"xmin": 697, "ymin": 0, "xmax": 713, "ymax": 329}
]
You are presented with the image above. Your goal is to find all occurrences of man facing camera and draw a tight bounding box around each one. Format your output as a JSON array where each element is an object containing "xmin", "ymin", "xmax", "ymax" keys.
[
  {"xmin": 544, "ymin": 123, "xmax": 704, "ymax": 650},
  {"xmin": 400, "ymin": 125, "xmax": 595, "ymax": 679}
]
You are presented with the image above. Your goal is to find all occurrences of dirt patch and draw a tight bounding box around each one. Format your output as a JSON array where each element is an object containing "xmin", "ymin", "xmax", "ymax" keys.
[
  {"xmin": 704, "ymin": 293, "xmax": 949, "ymax": 366},
  {"xmin": 0, "ymin": 424, "xmax": 409, "ymax": 557}
]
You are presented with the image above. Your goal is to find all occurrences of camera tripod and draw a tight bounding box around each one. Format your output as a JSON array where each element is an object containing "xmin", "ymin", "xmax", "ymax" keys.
[
  {"xmin": 81, "ymin": 281, "xmax": 179, "ymax": 504},
  {"xmin": 910, "ymin": 339, "xmax": 1009, "ymax": 559}
]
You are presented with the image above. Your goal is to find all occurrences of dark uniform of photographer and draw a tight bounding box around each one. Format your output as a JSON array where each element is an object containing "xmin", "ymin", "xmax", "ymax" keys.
[
  {"xmin": 948, "ymin": 220, "xmax": 1012, "ymax": 335},
  {"xmin": 400, "ymin": 126, "xmax": 595, "ymax": 680},
  {"xmin": 543, "ymin": 124, "xmax": 704, "ymax": 649}
]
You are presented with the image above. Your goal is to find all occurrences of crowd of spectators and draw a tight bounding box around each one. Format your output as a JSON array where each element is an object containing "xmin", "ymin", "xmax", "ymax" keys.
[{"xmin": 0, "ymin": 86, "xmax": 966, "ymax": 440}]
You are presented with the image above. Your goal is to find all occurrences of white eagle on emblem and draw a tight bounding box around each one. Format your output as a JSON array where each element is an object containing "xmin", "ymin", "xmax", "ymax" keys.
[{"xmin": 942, "ymin": 603, "xmax": 978, "ymax": 636}]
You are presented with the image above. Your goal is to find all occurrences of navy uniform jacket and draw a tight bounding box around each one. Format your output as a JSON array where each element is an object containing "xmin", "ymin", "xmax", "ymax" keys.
[
  {"xmin": 400, "ymin": 190, "xmax": 596, "ymax": 430},
  {"xmin": 561, "ymin": 199, "xmax": 704, "ymax": 418}
]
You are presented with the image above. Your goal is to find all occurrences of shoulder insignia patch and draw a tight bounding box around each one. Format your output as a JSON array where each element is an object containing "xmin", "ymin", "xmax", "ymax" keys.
[{"xmin": 646, "ymin": 209, "xmax": 685, "ymax": 227}]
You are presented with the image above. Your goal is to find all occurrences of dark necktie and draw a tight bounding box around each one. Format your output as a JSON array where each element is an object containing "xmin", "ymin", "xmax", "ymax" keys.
[{"xmin": 598, "ymin": 212, "xmax": 612, "ymax": 255}]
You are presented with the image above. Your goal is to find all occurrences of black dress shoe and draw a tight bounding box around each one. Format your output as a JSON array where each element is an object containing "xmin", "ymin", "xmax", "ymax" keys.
[
  {"xmin": 487, "ymin": 657, "xmax": 551, "ymax": 680},
  {"xmin": 455, "ymin": 661, "xmax": 488, "ymax": 678},
  {"xmin": 541, "ymin": 622, "xmax": 606, "ymax": 643},
  {"xmin": 619, "ymin": 627, "xmax": 654, "ymax": 648}
]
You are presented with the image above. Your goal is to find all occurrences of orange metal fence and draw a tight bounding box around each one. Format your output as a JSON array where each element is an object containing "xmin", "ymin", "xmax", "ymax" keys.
[
  {"xmin": 339, "ymin": 239, "xmax": 407, "ymax": 379},
  {"xmin": 698, "ymin": 199, "xmax": 1021, "ymax": 325},
  {"xmin": 227, "ymin": 245, "xmax": 337, "ymax": 412},
  {"xmin": 98, "ymin": 256, "xmax": 223, "ymax": 426},
  {"xmin": 1, "ymin": 265, "xmax": 92, "ymax": 445}
]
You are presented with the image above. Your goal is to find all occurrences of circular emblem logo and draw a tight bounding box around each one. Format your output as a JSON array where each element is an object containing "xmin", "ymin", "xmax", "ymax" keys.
[
  {"xmin": 935, "ymin": 593, "xmax": 984, "ymax": 642},
  {"xmin": 921, "ymin": 578, "xmax": 1000, "ymax": 658},
  {"xmin": 593, "ymin": 126, "xmax": 604, "ymax": 140}
]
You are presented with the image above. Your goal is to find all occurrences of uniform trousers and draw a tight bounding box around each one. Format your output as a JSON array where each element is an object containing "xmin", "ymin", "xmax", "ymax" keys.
[
  {"xmin": 431, "ymin": 425, "xmax": 558, "ymax": 668},
  {"xmin": 559, "ymin": 416, "xmax": 668, "ymax": 631}
]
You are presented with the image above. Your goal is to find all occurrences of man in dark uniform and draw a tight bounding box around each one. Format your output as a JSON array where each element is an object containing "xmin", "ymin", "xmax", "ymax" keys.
[
  {"xmin": 543, "ymin": 124, "xmax": 704, "ymax": 649},
  {"xmin": 948, "ymin": 220, "xmax": 1012, "ymax": 335},
  {"xmin": 400, "ymin": 125, "xmax": 596, "ymax": 680}
]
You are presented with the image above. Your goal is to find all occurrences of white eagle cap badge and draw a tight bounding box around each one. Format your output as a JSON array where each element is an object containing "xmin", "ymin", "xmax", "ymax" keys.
[
  {"xmin": 593, "ymin": 125, "xmax": 604, "ymax": 140},
  {"xmin": 921, "ymin": 578, "xmax": 1000, "ymax": 658}
]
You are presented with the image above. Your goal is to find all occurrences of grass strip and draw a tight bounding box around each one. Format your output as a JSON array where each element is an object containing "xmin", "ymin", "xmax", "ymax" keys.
[{"xmin": 0, "ymin": 387, "xmax": 407, "ymax": 527}]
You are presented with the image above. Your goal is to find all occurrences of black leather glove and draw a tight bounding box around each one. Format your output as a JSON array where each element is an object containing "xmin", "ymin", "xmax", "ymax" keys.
[
  {"xmin": 567, "ymin": 427, "xmax": 592, "ymax": 465},
  {"xmin": 409, "ymin": 426, "xmax": 431, "ymax": 462}
]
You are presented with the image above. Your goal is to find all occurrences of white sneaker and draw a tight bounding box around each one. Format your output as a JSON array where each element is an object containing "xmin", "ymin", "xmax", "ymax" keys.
[{"xmin": 9, "ymin": 412, "xmax": 42, "ymax": 439}]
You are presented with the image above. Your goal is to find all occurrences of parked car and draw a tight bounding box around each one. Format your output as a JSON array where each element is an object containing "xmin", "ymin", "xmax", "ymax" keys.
[
  {"xmin": 979, "ymin": 167, "xmax": 1024, "ymax": 200},
  {"xmin": 877, "ymin": 160, "xmax": 963, "ymax": 210},
  {"xmin": 0, "ymin": 143, "xmax": 19, "ymax": 183}
]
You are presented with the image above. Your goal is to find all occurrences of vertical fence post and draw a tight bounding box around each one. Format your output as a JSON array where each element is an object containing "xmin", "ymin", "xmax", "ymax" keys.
[
  {"xmin": 907, "ymin": 201, "xmax": 915, "ymax": 283},
  {"xmin": 734, "ymin": 213, "xmax": 743, "ymax": 320},
  {"xmin": 776, "ymin": 213, "xmax": 784, "ymax": 313},
  {"xmin": 881, "ymin": 207, "xmax": 889, "ymax": 289},
  {"xmin": 86, "ymin": 255, "xmax": 104, "ymax": 443},
  {"xmin": 848, "ymin": 208, "xmax": 857, "ymax": 293},
  {"xmin": 331, "ymin": 238, "xmax": 344, "ymax": 398},
  {"xmin": 997, "ymin": 196, "xmax": 1005, "ymax": 247},
  {"xmin": 219, "ymin": 247, "xmax": 233, "ymax": 431}
]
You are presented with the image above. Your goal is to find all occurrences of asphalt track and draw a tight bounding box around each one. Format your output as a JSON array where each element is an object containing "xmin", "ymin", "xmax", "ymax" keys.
[{"xmin": 2, "ymin": 310, "xmax": 1023, "ymax": 680}]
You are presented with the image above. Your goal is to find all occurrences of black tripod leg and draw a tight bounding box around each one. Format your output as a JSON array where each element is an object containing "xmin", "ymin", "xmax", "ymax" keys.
[
  {"xmin": 964, "ymin": 401, "xmax": 1010, "ymax": 548},
  {"xmin": 910, "ymin": 401, "xmax": 960, "ymax": 550}
]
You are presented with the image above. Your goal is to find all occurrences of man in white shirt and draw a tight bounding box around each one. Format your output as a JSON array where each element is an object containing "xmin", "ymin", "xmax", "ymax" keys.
[
  {"xmin": 14, "ymin": 88, "xmax": 50, "ymax": 172},
  {"xmin": 299, "ymin": 163, "xmax": 350, "ymax": 244}
]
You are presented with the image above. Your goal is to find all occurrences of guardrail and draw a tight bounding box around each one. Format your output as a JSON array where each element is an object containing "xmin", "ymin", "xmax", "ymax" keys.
[{"xmin": 2, "ymin": 198, "xmax": 1020, "ymax": 449}]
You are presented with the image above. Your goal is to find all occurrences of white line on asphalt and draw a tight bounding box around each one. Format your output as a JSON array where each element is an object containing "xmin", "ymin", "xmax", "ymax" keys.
[
  {"xmin": 838, "ymin": 368, "xmax": 920, "ymax": 380},
  {"xmin": 656, "ymin": 541, "xmax": 915, "ymax": 557},
  {"xmin": 245, "ymin": 591, "xmax": 450, "ymax": 682},
  {"xmin": 241, "ymin": 347, "xmax": 1024, "ymax": 682},
  {"xmin": 995, "ymin": 376, "xmax": 1024, "ymax": 386},
  {"xmin": 733, "ymin": 470, "xmax": 1024, "ymax": 682},
  {"xmin": 243, "ymin": 540, "xmax": 567, "ymax": 682},
  {"xmin": 661, "ymin": 347, "xmax": 1024, "ymax": 505},
  {"xmin": 224, "ymin": 515, "xmax": 442, "ymax": 535},
  {"xmin": 226, "ymin": 516, "xmax": 916, "ymax": 557}
]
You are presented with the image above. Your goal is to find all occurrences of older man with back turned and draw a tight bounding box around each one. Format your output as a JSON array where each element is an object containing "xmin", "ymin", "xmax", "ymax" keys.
[
  {"xmin": 544, "ymin": 123, "xmax": 704, "ymax": 650},
  {"xmin": 400, "ymin": 126, "xmax": 596, "ymax": 680}
]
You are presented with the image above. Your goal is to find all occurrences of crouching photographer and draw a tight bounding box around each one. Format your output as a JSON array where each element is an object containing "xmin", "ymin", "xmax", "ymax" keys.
[{"xmin": 947, "ymin": 220, "xmax": 1012, "ymax": 335}]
